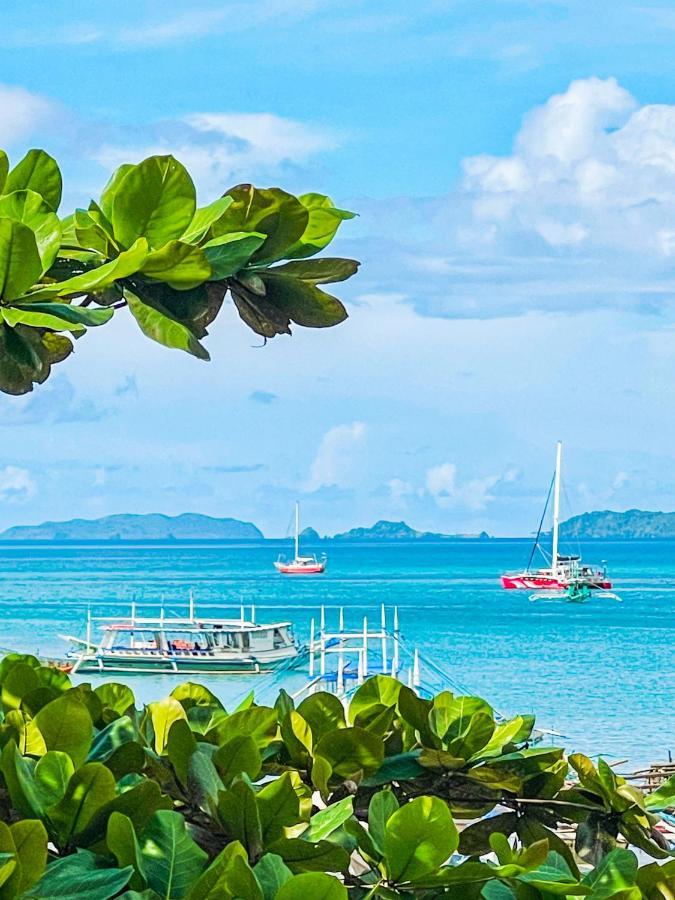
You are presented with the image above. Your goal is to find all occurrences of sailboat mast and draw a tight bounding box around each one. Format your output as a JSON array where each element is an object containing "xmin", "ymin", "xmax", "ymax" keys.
[
  {"xmin": 551, "ymin": 441, "xmax": 562, "ymax": 574},
  {"xmin": 295, "ymin": 501, "xmax": 300, "ymax": 560}
]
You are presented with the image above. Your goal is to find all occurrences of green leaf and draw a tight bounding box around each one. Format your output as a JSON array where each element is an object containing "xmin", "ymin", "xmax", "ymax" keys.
[
  {"xmin": 166, "ymin": 719, "xmax": 197, "ymax": 786},
  {"xmin": 368, "ymin": 790, "xmax": 399, "ymax": 855},
  {"xmin": 144, "ymin": 697, "xmax": 188, "ymax": 756},
  {"xmin": 21, "ymin": 849, "xmax": 133, "ymax": 900},
  {"xmin": 107, "ymin": 812, "xmax": 147, "ymax": 892},
  {"xmin": 313, "ymin": 727, "xmax": 384, "ymax": 781},
  {"xmin": 5, "ymin": 150, "xmax": 62, "ymax": 211},
  {"xmin": 187, "ymin": 751, "xmax": 223, "ymax": 819},
  {"xmin": 34, "ymin": 693, "xmax": 93, "ymax": 767},
  {"xmin": 645, "ymin": 773, "xmax": 675, "ymax": 811},
  {"xmin": 4, "ymin": 819, "xmax": 48, "ymax": 897},
  {"xmin": 1, "ymin": 741, "xmax": 44, "ymax": 819},
  {"xmin": 259, "ymin": 274, "xmax": 347, "ymax": 328},
  {"xmin": 50, "ymin": 763, "xmax": 116, "ymax": 845},
  {"xmin": 209, "ymin": 706, "xmax": 277, "ymax": 749},
  {"xmin": 266, "ymin": 258, "xmax": 359, "ymax": 285},
  {"xmin": 0, "ymin": 190, "xmax": 61, "ymax": 268},
  {"xmin": 215, "ymin": 185, "xmax": 308, "ymax": 265},
  {"xmin": 2, "ymin": 307, "xmax": 85, "ymax": 334},
  {"xmin": 213, "ymin": 734, "xmax": 261, "ymax": 787},
  {"xmin": 302, "ymin": 797, "xmax": 353, "ymax": 842},
  {"xmin": 126, "ymin": 288, "xmax": 209, "ymax": 361},
  {"xmin": 253, "ymin": 853, "xmax": 293, "ymax": 900},
  {"xmin": 0, "ymin": 218, "xmax": 42, "ymax": 300},
  {"xmin": 185, "ymin": 841, "xmax": 260, "ymax": 900},
  {"xmin": 140, "ymin": 810, "xmax": 208, "ymax": 900},
  {"xmin": 93, "ymin": 684, "xmax": 136, "ymax": 721},
  {"xmin": 296, "ymin": 694, "xmax": 346, "ymax": 743},
  {"xmin": 99, "ymin": 164, "xmax": 135, "ymax": 221},
  {"xmin": 383, "ymin": 796, "xmax": 458, "ymax": 884},
  {"xmin": 257, "ymin": 772, "xmax": 305, "ymax": 846},
  {"xmin": 274, "ymin": 872, "xmax": 347, "ymax": 900},
  {"xmin": 33, "ymin": 751, "xmax": 74, "ymax": 808},
  {"xmin": 217, "ymin": 780, "xmax": 263, "ymax": 861},
  {"xmin": 0, "ymin": 151, "xmax": 8, "ymax": 193},
  {"xmin": 24, "ymin": 238, "xmax": 148, "ymax": 300},
  {"xmin": 181, "ymin": 196, "xmax": 233, "ymax": 243},
  {"xmin": 112, "ymin": 156, "xmax": 197, "ymax": 250},
  {"xmin": 170, "ymin": 683, "xmax": 223, "ymax": 712},
  {"xmin": 285, "ymin": 193, "xmax": 355, "ymax": 260},
  {"xmin": 88, "ymin": 715, "xmax": 137, "ymax": 762},
  {"xmin": 10, "ymin": 302, "xmax": 113, "ymax": 327},
  {"xmin": 2, "ymin": 662, "xmax": 41, "ymax": 711},
  {"xmin": 266, "ymin": 838, "xmax": 349, "ymax": 875},
  {"xmin": 202, "ymin": 232, "xmax": 266, "ymax": 279},
  {"xmin": 140, "ymin": 241, "xmax": 211, "ymax": 290},
  {"xmin": 77, "ymin": 778, "xmax": 172, "ymax": 849}
]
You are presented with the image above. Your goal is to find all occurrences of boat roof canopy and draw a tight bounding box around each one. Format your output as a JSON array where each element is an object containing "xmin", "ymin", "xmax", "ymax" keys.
[{"xmin": 98, "ymin": 618, "xmax": 292, "ymax": 633}]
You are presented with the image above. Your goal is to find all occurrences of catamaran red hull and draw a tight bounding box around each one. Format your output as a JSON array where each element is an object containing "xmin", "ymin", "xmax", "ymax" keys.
[{"xmin": 501, "ymin": 574, "xmax": 612, "ymax": 590}]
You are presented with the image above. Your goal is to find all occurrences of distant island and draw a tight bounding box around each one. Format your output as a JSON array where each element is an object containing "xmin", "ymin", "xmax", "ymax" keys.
[
  {"xmin": 0, "ymin": 514, "xmax": 491, "ymax": 542},
  {"xmin": 0, "ymin": 513, "xmax": 263, "ymax": 542},
  {"xmin": 307, "ymin": 520, "xmax": 490, "ymax": 541},
  {"xmin": 560, "ymin": 509, "xmax": 675, "ymax": 539}
]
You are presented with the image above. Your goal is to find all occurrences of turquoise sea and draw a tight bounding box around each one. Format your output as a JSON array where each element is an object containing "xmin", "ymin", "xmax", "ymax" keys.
[{"xmin": 0, "ymin": 538, "xmax": 671, "ymax": 767}]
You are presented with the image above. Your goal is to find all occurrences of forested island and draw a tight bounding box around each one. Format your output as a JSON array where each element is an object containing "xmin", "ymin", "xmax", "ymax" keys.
[{"xmin": 560, "ymin": 509, "xmax": 675, "ymax": 539}]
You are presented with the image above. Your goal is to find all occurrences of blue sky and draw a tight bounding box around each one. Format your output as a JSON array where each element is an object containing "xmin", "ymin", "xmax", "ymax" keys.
[{"xmin": 1, "ymin": 0, "xmax": 675, "ymax": 536}]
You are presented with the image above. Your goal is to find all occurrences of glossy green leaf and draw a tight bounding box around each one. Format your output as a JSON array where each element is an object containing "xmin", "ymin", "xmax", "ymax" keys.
[
  {"xmin": 1, "ymin": 819, "xmax": 48, "ymax": 897},
  {"xmin": 257, "ymin": 772, "xmax": 305, "ymax": 845},
  {"xmin": 50, "ymin": 762, "xmax": 116, "ymax": 844},
  {"xmin": 213, "ymin": 734, "xmax": 261, "ymax": 786},
  {"xmin": 383, "ymin": 796, "xmax": 458, "ymax": 884},
  {"xmin": 99, "ymin": 164, "xmax": 135, "ymax": 221},
  {"xmin": 2, "ymin": 662, "xmax": 41, "ymax": 711},
  {"xmin": 296, "ymin": 693, "xmax": 346, "ymax": 742},
  {"xmin": 107, "ymin": 812, "xmax": 147, "ymax": 892},
  {"xmin": 34, "ymin": 693, "xmax": 93, "ymax": 767},
  {"xmin": 166, "ymin": 719, "xmax": 197, "ymax": 786},
  {"xmin": 185, "ymin": 840, "xmax": 259, "ymax": 900},
  {"xmin": 274, "ymin": 872, "xmax": 347, "ymax": 900},
  {"xmin": 368, "ymin": 790, "xmax": 399, "ymax": 855},
  {"xmin": 302, "ymin": 797, "xmax": 353, "ymax": 843},
  {"xmin": 209, "ymin": 706, "xmax": 277, "ymax": 749},
  {"xmin": 313, "ymin": 727, "xmax": 384, "ymax": 781},
  {"xmin": 0, "ymin": 152, "xmax": 8, "ymax": 193},
  {"xmin": 126, "ymin": 288, "xmax": 209, "ymax": 361},
  {"xmin": 170, "ymin": 682, "xmax": 224, "ymax": 712},
  {"xmin": 33, "ymin": 751, "xmax": 74, "ymax": 808},
  {"xmin": 112, "ymin": 156, "xmax": 196, "ymax": 250},
  {"xmin": 0, "ymin": 190, "xmax": 61, "ymax": 268},
  {"xmin": 5, "ymin": 150, "xmax": 62, "ymax": 211},
  {"xmin": 0, "ymin": 218, "xmax": 42, "ymax": 301},
  {"xmin": 217, "ymin": 779, "xmax": 263, "ymax": 860},
  {"xmin": 141, "ymin": 241, "xmax": 211, "ymax": 290},
  {"xmin": 285, "ymin": 193, "xmax": 355, "ymax": 260},
  {"xmin": 253, "ymin": 853, "xmax": 293, "ymax": 900},
  {"xmin": 266, "ymin": 838, "xmax": 349, "ymax": 875},
  {"xmin": 9, "ymin": 301, "xmax": 113, "ymax": 327},
  {"xmin": 22, "ymin": 849, "xmax": 133, "ymax": 899},
  {"xmin": 181, "ymin": 196, "xmax": 233, "ymax": 244},
  {"xmin": 203, "ymin": 232, "xmax": 266, "ymax": 279},
  {"xmin": 140, "ymin": 810, "xmax": 208, "ymax": 899},
  {"xmin": 267, "ymin": 258, "xmax": 359, "ymax": 285}
]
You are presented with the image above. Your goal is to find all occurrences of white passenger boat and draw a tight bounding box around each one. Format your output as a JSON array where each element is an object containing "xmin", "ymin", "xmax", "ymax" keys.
[{"xmin": 62, "ymin": 598, "xmax": 302, "ymax": 675}]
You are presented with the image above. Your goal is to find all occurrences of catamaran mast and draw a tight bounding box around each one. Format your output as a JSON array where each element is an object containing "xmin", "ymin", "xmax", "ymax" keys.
[
  {"xmin": 551, "ymin": 441, "xmax": 562, "ymax": 575},
  {"xmin": 295, "ymin": 501, "xmax": 300, "ymax": 560}
]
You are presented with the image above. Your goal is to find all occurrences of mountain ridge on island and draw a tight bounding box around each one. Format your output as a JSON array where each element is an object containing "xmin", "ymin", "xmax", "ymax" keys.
[
  {"xmin": 559, "ymin": 509, "xmax": 675, "ymax": 540},
  {"xmin": 0, "ymin": 513, "xmax": 264, "ymax": 542},
  {"xmin": 303, "ymin": 520, "xmax": 491, "ymax": 541}
]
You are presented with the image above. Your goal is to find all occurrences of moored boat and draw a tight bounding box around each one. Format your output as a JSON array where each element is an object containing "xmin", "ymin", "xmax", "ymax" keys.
[
  {"xmin": 62, "ymin": 597, "xmax": 302, "ymax": 674},
  {"xmin": 275, "ymin": 501, "xmax": 326, "ymax": 574},
  {"xmin": 501, "ymin": 441, "xmax": 612, "ymax": 591}
]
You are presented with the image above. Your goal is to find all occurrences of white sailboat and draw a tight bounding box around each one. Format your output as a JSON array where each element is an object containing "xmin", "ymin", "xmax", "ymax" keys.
[{"xmin": 274, "ymin": 501, "xmax": 326, "ymax": 574}]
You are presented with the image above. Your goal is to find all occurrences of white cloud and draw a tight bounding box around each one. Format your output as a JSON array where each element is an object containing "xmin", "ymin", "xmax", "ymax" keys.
[
  {"xmin": 0, "ymin": 84, "xmax": 59, "ymax": 146},
  {"xmin": 93, "ymin": 112, "xmax": 338, "ymax": 197},
  {"xmin": 461, "ymin": 76, "xmax": 675, "ymax": 255},
  {"xmin": 306, "ymin": 422, "xmax": 366, "ymax": 492},
  {"xmin": 425, "ymin": 462, "xmax": 503, "ymax": 511},
  {"xmin": 0, "ymin": 467, "xmax": 36, "ymax": 503},
  {"xmin": 388, "ymin": 478, "xmax": 415, "ymax": 502}
]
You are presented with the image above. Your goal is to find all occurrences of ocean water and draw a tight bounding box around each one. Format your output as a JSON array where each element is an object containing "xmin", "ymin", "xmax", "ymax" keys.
[{"xmin": 0, "ymin": 538, "xmax": 671, "ymax": 767}]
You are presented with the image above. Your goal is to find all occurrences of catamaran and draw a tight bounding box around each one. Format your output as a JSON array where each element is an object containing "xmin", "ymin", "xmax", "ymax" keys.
[
  {"xmin": 274, "ymin": 501, "xmax": 327, "ymax": 574},
  {"xmin": 501, "ymin": 441, "xmax": 612, "ymax": 591},
  {"xmin": 61, "ymin": 597, "xmax": 302, "ymax": 674}
]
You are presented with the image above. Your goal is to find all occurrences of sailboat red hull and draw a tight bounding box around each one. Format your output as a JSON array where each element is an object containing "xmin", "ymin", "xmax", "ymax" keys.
[{"xmin": 274, "ymin": 562, "xmax": 326, "ymax": 575}]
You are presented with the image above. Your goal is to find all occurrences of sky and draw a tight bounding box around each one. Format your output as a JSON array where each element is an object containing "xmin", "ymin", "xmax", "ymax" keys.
[{"xmin": 1, "ymin": 0, "xmax": 675, "ymax": 536}]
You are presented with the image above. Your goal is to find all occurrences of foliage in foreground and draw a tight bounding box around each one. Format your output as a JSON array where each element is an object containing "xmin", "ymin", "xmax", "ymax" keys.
[
  {"xmin": 0, "ymin": 148, "xmax": 359, "ymax": 394},
  {"xmin": 0, "ymin": 655, "xmax": 672, "ymax": 897}
]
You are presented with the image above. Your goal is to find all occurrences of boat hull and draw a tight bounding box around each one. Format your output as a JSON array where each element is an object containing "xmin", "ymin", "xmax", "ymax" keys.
[
  {"xmin": 501, "ymin": 573, "xmax": 612, "ymax": 590},
  {"xmin": 274, "ymin": 562, "xmax": 325, "ymax": 574},
  {"xmin": 71, "ymin": 649, "xmax": 302, "ymax": 675}
]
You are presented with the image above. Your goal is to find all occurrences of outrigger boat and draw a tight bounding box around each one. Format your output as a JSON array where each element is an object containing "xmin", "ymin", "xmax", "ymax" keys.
[
  {"xmin": 529, "ymin": 584, "xmax": 622, "ymax": 604},
  {"xmin": 501, "ymin": 441, "xmax": 611, "ymax": 591},
  {"xmin": 61, "ymin": 597, "xmax": 301, "ymax": 675},
  {"xmin": 274, "ymin": 502, "xmax": 326, "ymax": 575}
]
